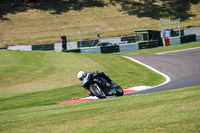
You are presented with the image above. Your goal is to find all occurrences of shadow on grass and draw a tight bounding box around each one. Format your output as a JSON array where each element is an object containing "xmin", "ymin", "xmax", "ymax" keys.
[
  {"xmin": 1, "ymin": 0, "xmax": 199, "ymax": 21},
  {"xmin": 0, "ymin": 0, "xmax": 106, "ymax": 20},
  {"xmin": 109, "ymin": 0, "xmax": 200, "ymax": 20}
]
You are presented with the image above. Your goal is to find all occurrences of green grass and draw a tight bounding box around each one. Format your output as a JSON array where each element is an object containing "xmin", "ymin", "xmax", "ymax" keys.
[
  {"xmin": 1, "ymin": 1, "xmax": 200, "ymax": 131},
  {"xmin": 116, "ymin": 41, "xmax": 200, "ymax": 55},
  {"xmin": 0, "ymin": 50, "xmax": 165, "ymax": 110},
  {"xmin": 0, "ymin": 1, "xmax": 200, "ymax": 47},
  {"xmin": 0, "ymin": 86, "xmax": 199, "ymax": 133},
  {"xmin": 1, "ymin": 43, "xmax": 200, "ymax": 132}
]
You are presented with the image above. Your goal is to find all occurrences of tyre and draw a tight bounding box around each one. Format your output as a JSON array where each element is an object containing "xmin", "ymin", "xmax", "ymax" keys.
[
  {"xmin": 114, "ymin": 85, "xmax": 124, "ymax": 96},
  {"xmin": 89, "ymin": 83, "xmax": 106, "ymax": 99}
]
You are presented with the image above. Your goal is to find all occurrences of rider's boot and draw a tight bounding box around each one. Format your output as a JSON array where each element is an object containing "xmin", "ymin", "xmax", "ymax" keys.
[{"xmin": 88, "ymin": 91, "xmax": 94, "ymax": 96}]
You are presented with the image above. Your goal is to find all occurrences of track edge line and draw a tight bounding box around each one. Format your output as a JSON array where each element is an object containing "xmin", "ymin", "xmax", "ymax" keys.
[{"xmin": 122, "ymin": 56, "xmax": 171, "ymax": 88}]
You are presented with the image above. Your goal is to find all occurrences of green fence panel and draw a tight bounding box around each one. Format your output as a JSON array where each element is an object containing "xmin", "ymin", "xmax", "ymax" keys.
[
  {"xmin": 77, "ymin": 40, "xmax": 99, "ymax": 48},
  {"xmin": 100, "ymin": 45, "xmax": 120, "ymax": 53},
  {"xmin": 62, "ymin": 48, "xmax": 81, "ymax": 53},
  {"xmin": 138, "ymin": 40, "xmax": 159, "ymax": 49},
  {"xmin": 121, "ymin": 36, "xmax": 136, "ymax": 43},
  {"xmin": 0, "ymin": 47, "xmax": 7, "ymax": 50},
  {"xmin": 32, "ymin": 44, "xmax": 54, "ymax": 51},
  {"xmin": 171, "ymin": 30, "xmax": 184, "ymax": 37},
  {"xmin": 180, "ymin": 34, "xmax": 196, "ymax": 44}
]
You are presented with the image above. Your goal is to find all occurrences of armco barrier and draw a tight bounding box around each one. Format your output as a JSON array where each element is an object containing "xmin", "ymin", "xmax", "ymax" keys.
[
  {"xmin": 100, "ymin": 45, "xmax": 120, "ymax": 53},
  {"xmin": 138, "ymin": 40, "xmax": 159, "ymax": 49},
  {"xmin": 99, "ymin": 37, "xmax": 121, "ymax": 44},
  {"xmin": 169, "ymin": 37, "xmax": 181, "ymax": 45},
  {"xmin": 54, "ymin": 43, "xmax": 62, "ymax": 50},
  {"xmin": 63, "ymin": 43, "xmax": 139, "ymax": 54},
  {"xmin": 119, "ymin": 43, "xmax": 139, "ymax": 52},
  {"xmin": 184, "ymin": 28, "xmax": 200, "ymax": 35},
  {"xmin": 80, "ymin": 47, "xmax": 101, "ymax": 53},
  {"xmin": 77, "ymin": 40, "xmax": 99, "ymax": 48},
  {"xmin": 196, "ymin": 34, "xmax": 200, "ymax": 41},
  {"xmin": 7, "ymin": 45, "xmax": 32, "ymax": 51},
  {"xmin": 68, "ymin": 41, "xmax": 78, "ymax": 49},
  {"xmin": 4, "ymin": 34, "xmax": 200, "ymax": 52},
  {"xmin": 180, "ymin": 34, "xmax": 196, "ymax": 44}
]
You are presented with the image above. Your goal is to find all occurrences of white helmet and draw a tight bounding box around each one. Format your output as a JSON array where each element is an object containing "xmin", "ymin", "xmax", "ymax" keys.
[{"xmin": 77, "ymin": 71, "xmax": 87, "ymax": 81}]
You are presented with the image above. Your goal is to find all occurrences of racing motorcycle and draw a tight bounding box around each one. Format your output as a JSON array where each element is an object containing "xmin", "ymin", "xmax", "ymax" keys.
[{"xmin": 83, "ymin": 74, "xmax": 124, "ymax": 99}]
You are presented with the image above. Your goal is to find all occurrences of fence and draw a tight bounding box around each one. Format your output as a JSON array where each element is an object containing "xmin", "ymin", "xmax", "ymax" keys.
[
  {"xmin": 138, "ymin": 40, "xmax": 159, "ymax": 49},
  {"xmin": 184, "ymin": 28, "xmax": 200, "ymax": 35},
  {"xmin": 196, "ymin": 34, "xmax": 200, "ymax": 41},
  {"xmin": 62, "ymin": 41, "xmax": 161, "ymax": 54},
  {"xmin": 163, "ymin": 34, "xmax": 200, "ymax": 47},
  {"xmin": 169, "ymin": 37, "xmax": 181, "ymax": 46},
  {"xmin": 4, "ymin": 32, "xmax": 200, "ymax": 52}
]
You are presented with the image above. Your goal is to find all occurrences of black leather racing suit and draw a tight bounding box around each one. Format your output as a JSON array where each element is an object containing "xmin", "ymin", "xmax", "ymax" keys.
[{"xmin": 82, "ymin": 71, "xmax": 113, "ymax": 96}]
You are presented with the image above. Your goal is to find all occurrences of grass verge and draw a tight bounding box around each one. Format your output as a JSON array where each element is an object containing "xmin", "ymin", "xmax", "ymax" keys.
[
  {"xmin": 1, "ymin": 42, "xmax": 200, "ymax": 132},
  {"xmin": 0, "ymin": 50, "xmax": 164, "ymax": 110},
  {"xmin": 0, "ymin": 86, "xmax": 199, "ymax": 133}
]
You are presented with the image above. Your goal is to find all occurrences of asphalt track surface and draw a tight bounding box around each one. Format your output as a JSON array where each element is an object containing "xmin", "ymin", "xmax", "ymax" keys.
[
  {"xmin": 123, "ymin": 47, "xmax": 200, "ymax": 96},
  {"xmin": 60, "ymin": 47, "xmax": 200, "ymax": 104}
]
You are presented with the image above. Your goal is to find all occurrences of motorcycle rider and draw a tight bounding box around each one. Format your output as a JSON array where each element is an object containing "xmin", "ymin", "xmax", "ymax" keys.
[{"xmin": 77, "ymin": 70, "xmax": 114, "ymax": 96}]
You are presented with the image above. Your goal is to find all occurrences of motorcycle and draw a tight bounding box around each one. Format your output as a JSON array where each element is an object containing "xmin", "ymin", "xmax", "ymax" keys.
[{"xmin": 83, "ymin": 74, "xmax": 124, "ymax": 99}]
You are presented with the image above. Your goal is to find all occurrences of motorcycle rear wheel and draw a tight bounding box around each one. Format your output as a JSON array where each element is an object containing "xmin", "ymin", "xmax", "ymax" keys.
[{"xmin": 89, "ymin": 83, "xmax": 106, "ymax": 99}]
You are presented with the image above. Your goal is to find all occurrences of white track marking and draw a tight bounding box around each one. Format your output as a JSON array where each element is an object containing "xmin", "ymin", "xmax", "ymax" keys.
[
  {"xmin": 123, "ymin": 56, "xmax": 171, "ymax": 88},
  {"xmin": 59, "ymin": 56, "xmax": 172, "ymax": 104},
  {"xmin": 81, "ymin": 96, "xmax": 99, "ymax": 100},
  {"xmin": 126, "ymin": 86, "xmax": 153, "ymax": 91}
]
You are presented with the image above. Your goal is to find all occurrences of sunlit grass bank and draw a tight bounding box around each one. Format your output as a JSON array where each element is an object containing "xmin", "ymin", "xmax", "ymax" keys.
[
  {"xmin": 0, "ymin": 50, "xmax": 164, "ymax": 105},
  {"xmin": 0, "ymin": 86, "xmax": 199, "ymax": 133}
]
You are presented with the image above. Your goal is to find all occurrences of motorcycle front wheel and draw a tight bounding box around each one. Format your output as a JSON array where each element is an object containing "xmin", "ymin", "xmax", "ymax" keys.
[
  {"xmin": 89, "ymin": 83, "xmax": 106, "ymax": 99},
  {"xmin": 114, "ymin": 84, "xmax": 124, "ymax": 96}
]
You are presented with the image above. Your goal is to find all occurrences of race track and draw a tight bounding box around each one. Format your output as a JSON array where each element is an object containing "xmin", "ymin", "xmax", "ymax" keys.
[
  {"xmin": 60, "ymin": 47, "xmax": 200, "ymax": 104},
  {"xmin": 124, "ymin": 47, "xmax": 200, "ymax": 96}
]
